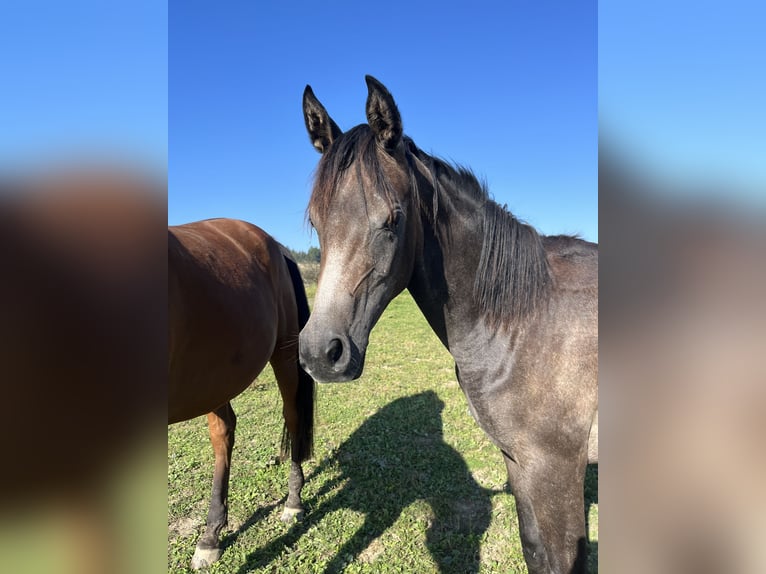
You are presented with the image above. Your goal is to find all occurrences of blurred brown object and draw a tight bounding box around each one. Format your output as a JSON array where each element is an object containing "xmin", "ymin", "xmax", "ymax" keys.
[
  {"xmin": 600, "ymin": 149, "xmax": 766, "ymax": 574},
  {"xmin": 0, "ymin": 165, "xmax": 167, "ymax": 574}
]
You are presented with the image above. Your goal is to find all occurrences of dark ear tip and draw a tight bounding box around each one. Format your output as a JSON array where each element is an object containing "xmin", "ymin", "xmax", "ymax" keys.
[
  {"xmin": 303, "ymin": 85, "xmax": 314, "ymax": 98},
  {"xmin": 365, "ymin": 75, "xmax": 383, "ymax": 90}
]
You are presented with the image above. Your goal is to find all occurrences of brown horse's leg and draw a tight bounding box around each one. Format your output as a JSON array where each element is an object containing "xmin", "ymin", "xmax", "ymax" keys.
[
  {"xmin": 191, "ymin": 402, "xmax": 236, "ymax": 570},
  {"xmin": 272, "ymin": 357, "xmax": 307, "ymax": 522},
  {"xmin": 504, "ymin": 452, "xmax": 589, "ymax": 574}
]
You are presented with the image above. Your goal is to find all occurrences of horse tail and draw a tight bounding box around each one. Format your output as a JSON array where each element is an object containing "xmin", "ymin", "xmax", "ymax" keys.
[{"xmin": 280, "ymin": 250, "xmax": 315, "ymax": 462}]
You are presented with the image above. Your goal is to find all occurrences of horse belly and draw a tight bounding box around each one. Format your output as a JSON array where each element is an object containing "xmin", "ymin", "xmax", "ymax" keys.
[{"xmin": 168, "ymin": 305, "xmax": 278, "ymax": 423}]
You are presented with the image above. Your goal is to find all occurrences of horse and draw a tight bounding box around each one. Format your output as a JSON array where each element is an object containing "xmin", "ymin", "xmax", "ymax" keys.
[
  {"xmin": 168, "ymin": 218, "xmax": 315, "ymax": 569},
  {"xmin": 298, "ymin": 76, "xmax": 597, "ymax": 574}
]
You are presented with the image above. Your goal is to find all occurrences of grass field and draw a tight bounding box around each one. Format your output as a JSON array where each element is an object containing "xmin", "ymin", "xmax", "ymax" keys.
[{"xmin": 168, "ymin": 285, "xmax": 598, "ymax": 573}]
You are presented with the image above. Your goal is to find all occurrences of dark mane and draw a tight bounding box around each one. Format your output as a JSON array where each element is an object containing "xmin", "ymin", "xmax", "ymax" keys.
[
  {"xmin": 309, "ymin": 126, "xmax": 552, "ymax": 327},
  {"xmin": 406, "ymin": 140, "xmax": 552, "ymax": 327},
  {"xmin": 474, "ymin": 200, "xmax": 552, "ymax": 326}
]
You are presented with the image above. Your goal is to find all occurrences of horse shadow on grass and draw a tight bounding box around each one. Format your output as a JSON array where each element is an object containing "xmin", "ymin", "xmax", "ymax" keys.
[{"xmin": 226, "ymin": 390, "xmax": 495, "ymax": 573}]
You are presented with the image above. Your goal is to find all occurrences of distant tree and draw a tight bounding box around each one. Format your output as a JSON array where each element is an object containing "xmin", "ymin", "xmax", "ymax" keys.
[{"xmin": 287, "ymin": 246, "xmax": 321, "ymax": 264}]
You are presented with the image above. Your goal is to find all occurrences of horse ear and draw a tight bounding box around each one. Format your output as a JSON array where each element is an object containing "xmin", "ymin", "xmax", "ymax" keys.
[
  {"xmin": 365, "ymin": 75, "xmax": 402, "ymax": 152},
  {"xmin": 303, "ymin": 85, "xmax": 342, "ymax": 154}
]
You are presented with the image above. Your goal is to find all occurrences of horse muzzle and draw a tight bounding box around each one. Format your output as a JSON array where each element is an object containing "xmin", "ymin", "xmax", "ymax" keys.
[{"xmin": 299, "ymin": 326, "xmax": 365, "ymax": 382}]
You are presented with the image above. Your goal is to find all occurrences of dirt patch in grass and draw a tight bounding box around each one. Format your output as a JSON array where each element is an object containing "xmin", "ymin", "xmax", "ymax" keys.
[
  {"xmin": 168, "ymin": 517, "xmax": 198, "ymax": 540},
  {"xmin": 357, "ymin": 537, "xmax": 385, "ymax": 563}
]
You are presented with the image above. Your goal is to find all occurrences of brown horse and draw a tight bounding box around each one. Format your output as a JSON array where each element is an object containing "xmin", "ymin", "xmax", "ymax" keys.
[
  {"xmin": 300, "ymin": 77, "xmax": 597, "ymax": 574},
  {"xmin": 168, "ymin": 218, "xmax": 315, "ymax": 569}
]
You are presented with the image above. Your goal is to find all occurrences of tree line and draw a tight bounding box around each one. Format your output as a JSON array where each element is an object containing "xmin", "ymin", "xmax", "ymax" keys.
[{"xmin": 288, "ymin": 246, "xmax": 321, "ymax": 264}]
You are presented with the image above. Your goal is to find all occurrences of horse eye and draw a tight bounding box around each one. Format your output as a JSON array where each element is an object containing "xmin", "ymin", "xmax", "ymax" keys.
[{"xmin": 389, "ymin": 210, "xmax": 402, "ymax": 230}]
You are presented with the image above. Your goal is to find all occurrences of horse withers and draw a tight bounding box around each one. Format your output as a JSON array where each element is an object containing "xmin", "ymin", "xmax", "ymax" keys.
[
  {"xmin": 169, "ymin": 218, "xmax": 315, "ymax": 569},
  {"xmin": 299, "ymin": 77, "xmax": 597, "ymax": 574}
]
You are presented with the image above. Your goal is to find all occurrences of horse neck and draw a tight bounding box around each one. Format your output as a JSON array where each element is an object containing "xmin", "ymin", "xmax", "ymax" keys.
[
  {"xmin": 405, "ymin": 148, "xmax": 552, "ymax": 349},
  {"xmin": 406, "ymin": 155, "xmax": 489, "ymax": 348}
]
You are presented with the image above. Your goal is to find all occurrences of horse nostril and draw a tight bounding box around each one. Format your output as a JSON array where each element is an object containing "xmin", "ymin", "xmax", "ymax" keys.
[{"xmin": 326, "ymin": 338, "xmax": 343, "ymax": 364}]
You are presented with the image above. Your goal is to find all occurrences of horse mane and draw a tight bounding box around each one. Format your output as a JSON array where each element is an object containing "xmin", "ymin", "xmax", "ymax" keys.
[
  {"xmin": 405, "ymin": 141, "xmax": 552, "ymax": 327},
  {"xmin": 474, "ymin": 200, "xmax": 552, "ymax": 326},
  {"xmin": 309, "ymin": 125, "xmax": 552, "ymax": 327}
]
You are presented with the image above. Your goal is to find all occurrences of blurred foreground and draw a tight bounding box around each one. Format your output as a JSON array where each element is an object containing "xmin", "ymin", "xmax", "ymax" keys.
[
  {"xmin": 0, "ymin": 165, "xmax": 167, "ymax": 574},
  {"xmin": 600, "ymin": 143, "xmax": 766, "ymax": 574}
]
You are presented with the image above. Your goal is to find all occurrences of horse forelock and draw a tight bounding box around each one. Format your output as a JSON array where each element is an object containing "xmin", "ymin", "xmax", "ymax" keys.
[{"xmin": 308, "ymin": 125, "xmax": 404, "ymax": 228}]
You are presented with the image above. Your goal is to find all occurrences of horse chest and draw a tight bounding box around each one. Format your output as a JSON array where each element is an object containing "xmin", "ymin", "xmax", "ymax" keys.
[{"xmin": 451, "ymin": 335, "xmax": 525, "ymax": 450}]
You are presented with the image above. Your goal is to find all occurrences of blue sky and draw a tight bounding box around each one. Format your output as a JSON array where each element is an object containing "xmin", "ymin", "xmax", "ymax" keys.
[
  {"xmin": 169, "ymin": 1, "xmax": 597, "ymax": 251},
  {"xmin": 3, "ymin": 2, "xmax": 762, "ymax": 252},
  {"xmin": 0, "ymin": 1, "xmax": 167, "ymax": 171},
  {"xmin": 600, "ymin": 0, "xmax": 765, "ymax": 201}
]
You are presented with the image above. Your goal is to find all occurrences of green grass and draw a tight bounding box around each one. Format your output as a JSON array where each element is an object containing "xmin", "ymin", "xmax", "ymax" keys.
[{"xmin": 168, "ymin": 286, "xmax": 598, "ymax": 573}]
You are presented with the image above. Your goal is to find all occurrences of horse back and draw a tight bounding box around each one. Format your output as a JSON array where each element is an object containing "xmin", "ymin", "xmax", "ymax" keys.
[
  {"xmin": 543, "ymin": 235, "xmax": 598, "ymax": 291},
  {"xmin": 542, "ymin": 235, "xmax": 598, "ymax": 337}
]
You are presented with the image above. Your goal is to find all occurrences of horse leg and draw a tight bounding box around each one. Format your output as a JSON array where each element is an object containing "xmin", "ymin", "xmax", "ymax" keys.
[
  {"xmin": 503, "ymin": 451, "xmax": 589, "ymax": 574},
  {"xmin": 282, "ymin": 454, "xmax": 305, "ymax": 523},
  {"xmin": 191, "ymin": 402, "xmax": 236, "ymax": 570},
  {"xmin": 272, "ymin": 357, "xmax": 307, "ymax": 523}
]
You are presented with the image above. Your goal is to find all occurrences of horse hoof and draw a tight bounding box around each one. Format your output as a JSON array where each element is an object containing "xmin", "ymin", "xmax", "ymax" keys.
[
  {"xmin": 191, "ymin": 546, "xmax": 222, "ymax": 569},
  {"xmin": 280, "ymin": 507, "xmax": 304, "ymax": 523}
]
